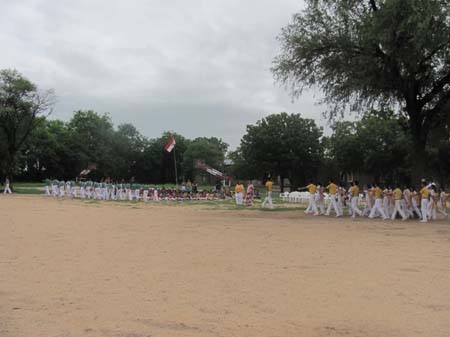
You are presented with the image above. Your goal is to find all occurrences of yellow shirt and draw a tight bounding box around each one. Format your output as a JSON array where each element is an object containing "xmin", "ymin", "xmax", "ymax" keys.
[
  {"xmin": 374, "ymin": 187, "xmax": 383, "ymax": 199},
  {"xmin": 327, "ymin": 183, "xmax": 338, "ymax": 194},
  {"xmin": 351, "ymin": 185, "xmax": 359, "ymax": 197},
  {"xmin": 235, "ymin": 184, "xmax": 244, "ymax": 193},
  {"xmin": 420, "ymin": 187, "xmax": 430, "ymax": 199},
  {"xmin": 306, "ymin": 184, "xmax": 317, "ymax": 194},
  {"xmin": 393, "ymin": 188, "xmax": 402, "ymax": 200},
  {"xmin": 265, "ymin": 181, "xmax": 273, "ymax": 192}
]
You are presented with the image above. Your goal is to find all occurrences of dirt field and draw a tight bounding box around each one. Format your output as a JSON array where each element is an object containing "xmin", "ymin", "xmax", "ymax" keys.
[{"xmin": 1, "ymin": 195, "xmax": 449, "ymax": 337}]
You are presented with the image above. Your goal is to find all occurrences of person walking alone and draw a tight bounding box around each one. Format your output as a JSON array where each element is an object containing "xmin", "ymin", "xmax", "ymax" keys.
[
  {"xmin": 261, "ymin": 178, "xmax": 273, "ymax": 209},
  {"xmin": 3, "ymin": 177, "xmax": 12, "ymax": 194},
  {"xmin": 325, "ymin": 179, "xmax": 341, "ymax": 217},
  {"xmin": 391, "ymin": 185, "xmax": 407, "ymax": 220},
  {"xmin": 350, "ymin": 181, "xmax": 362, "ymax": 218},
  {"xmin": 369, "ymin": 183, "xmax": 388, "ymax": 220},
  {"xmin": 300, "ymin": 181, "xmax": 318, "ymax": 216}
]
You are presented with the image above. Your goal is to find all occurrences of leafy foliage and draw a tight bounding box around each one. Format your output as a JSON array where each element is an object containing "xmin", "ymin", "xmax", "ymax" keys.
[{"xmin": 273, "ymin": 0, "xmax": 450, "ymax": 181}]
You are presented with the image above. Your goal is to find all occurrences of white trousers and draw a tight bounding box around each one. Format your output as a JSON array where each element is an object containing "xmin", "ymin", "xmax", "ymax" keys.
[
  {"xmin": 316, "ymin": 196, "xmax": 325, "ymax": 215},
  {"xmin": 3, "ymin": 183, "xmax": 12, "ymax": 194},
  {"xmin": 262, "ymin": 191, "xmax": 273, "ymax": 208},
  {"xmin": 420, "ymin": 199, "xmax": 428, "ymax": 222},
  {"xmin": 362, "ymin": 198, "xmax": 372, "ymax": 216},
  {"xmin": 45, "ymin": 186, "xmax": 51, "ymax": 196},
  {"xmin": 369, "ymin": 199, "xmax": 387, "ymax": 219},
  {"xmin": 351, "ymin": 197, "xmax": 362, "ymax": 218},
  {"xmin": 306, "ymin": 194, "xmax": 318, "ymax": 215},
  {"xmin": 391, "ymin": 200, "xmax": 407, "ymax": 220},
  {"xmin": 427, "ymin": 201, "xmax": 436, "ymax": 220},
  {"xmin": 326, "ymin": 194, "xmax": 340, "ymax": 216},
  {"xmin": 383, "ymin": 197, "xmax": 390, "ymax": 218},
  {"xmin": 235, "ymin": 192, "xmax": 244, "ymax": 205},
  {"xmin": 412, "ymin": 200, "xmax": 422, "ymax": 218}
]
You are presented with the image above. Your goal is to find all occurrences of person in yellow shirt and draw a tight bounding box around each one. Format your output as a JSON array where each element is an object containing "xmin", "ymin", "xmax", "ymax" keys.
[
  {"xmin": 262, "ymin": 177, "xmax": 274, "ymax": 209},
  {"xmin": 368, "ymin": 183, "xmax": 388, "ymax": 220},
  {"xmin": 391, "ymin": 185, "xmax": 407, "ymax": 220},
  {"xmin": 300, "ymin": 180, "xmax": 318, "ymax": 215},
  {"xmin": 234, "ymin": 182, "xmax": 245, "ymax": 205},
  {"xmin": 325, "ymin": 179, "xmax": 341, "ymax": 217},
  {"xmin": 350, "ymin": 180, "xmax": 362, "ymax": 218},
  {"xmin": 419, "ymin": 181, "xmax": 430, "ymax": 223},
  {"xmin": 362, "ymin": 184, "xmax": 374, "ymax": 217}
]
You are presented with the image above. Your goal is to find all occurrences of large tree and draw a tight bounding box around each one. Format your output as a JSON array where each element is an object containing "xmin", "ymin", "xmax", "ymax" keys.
[
  {"xmin": 183, "ymin": 137, "xmax": 228, "ymax": 180},
  {"xmin": 0, "ymin": 69, "xmax": 54, "ymax": 184},
  {"xmin": 67, "ymin": 110, "xmax": 115, "ymax": 179},
  {"xmin": 327, "ymin": 112, "xmax": 412, "ymax": 185},
  {"xmin": 273, "ymin": 0, "xmax": 450, "ymax": 183},
  {"xmin": 238, "ymin": 112, "xmax": 323, "ymax": 191}
]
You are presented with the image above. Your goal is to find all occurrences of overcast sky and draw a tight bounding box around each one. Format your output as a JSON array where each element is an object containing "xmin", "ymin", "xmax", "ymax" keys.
[{"xmin": 1, "ymin": 0, "xmax": 328, "ymax": 148}]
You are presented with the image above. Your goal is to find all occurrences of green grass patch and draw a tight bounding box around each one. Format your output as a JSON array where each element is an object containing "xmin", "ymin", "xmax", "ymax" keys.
[
  {"xmin": 12, "ymin": 187, "xmax": 43, "ymax": 194},
  {"xmin": 12, "ymin": 182, "xmax": 46, "ymax": 187}
]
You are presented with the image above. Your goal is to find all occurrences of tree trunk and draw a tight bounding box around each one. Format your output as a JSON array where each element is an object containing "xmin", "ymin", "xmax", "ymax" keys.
[
  {"xmin": 279, "ymin": 175, "xmax": 284, "ymax": 193},
  {"xmin": 409, "ymin": 123, "xmax": 428, "ymax": 189},
  {"xmin": 407, "ymin": 102, "xmax": 430, "ymax": 189}
]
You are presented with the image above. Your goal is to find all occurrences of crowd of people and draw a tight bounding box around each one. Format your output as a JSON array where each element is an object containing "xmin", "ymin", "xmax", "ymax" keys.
[
  {"xmin": 2, "ymin": 177, "xmax": 449, "ymax": 222},
  {"xmin": 43, "ymin": 179, "xmax": 233, "ymax": 201},
  {"xmin": 299, "ymin": 179, "xmax": 449, "ymax": 222}
]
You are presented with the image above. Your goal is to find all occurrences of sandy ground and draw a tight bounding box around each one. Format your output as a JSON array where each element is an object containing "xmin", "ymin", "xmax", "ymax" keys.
[{"xmin": 1, "ymin": 195, "xmax": 450, "ymax": 337}]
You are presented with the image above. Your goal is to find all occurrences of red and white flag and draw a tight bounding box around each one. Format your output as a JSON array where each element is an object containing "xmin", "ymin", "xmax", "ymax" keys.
[{"xmin": 164, "ymin": 136, "xmax": 176, "ymax": 153}]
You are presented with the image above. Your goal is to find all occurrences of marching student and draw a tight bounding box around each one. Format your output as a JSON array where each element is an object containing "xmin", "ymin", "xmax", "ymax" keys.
[
  {"xmin": 437, "ymin": 189, "xmax": 448, "ymax": 218},
  {"xmin": 44, "ymin": 179, "xmax": 51, "ymax": 196},
  {"xmin": 3, "ymin": 177, "xmax": 12, "ymax": 194},
  {"xmin": 153, "ymin": 185, "xmax": 159, "ymax": 201},
  {"xmin": 362, "ymin": 184, "xmax": 373, "ymax": 217},
  {"xmin": 347, "ymin": 184, "xmax": 353, "ymax": 217},
  {"xmin": 411, "ymin": 188, "xmax": 422, "ymax": 218},
  {"xmin": 261, "ymin": 178, "xmax": 273, "ymax": 208},
  {"xmin": 325, "ymin": 179, "xmax": 341, "ymax": 217},
  {"xmin": 80, "ymin": 181, "xmax": 86, "ymax": 199},
  {"xmin": 316, "ymin": 183, "xmax": 325, "ymax": 215},
  {"xmin": 300, "ymin": 180, "xmax": 318, "ymax": 216},
  {"xmin": 419, "ymin": 181, "xmax": 430, "ymax": 223},
  {"xmin": 427, "ymin": 184, "xmax": 438, "ymax": 221},
  {"xmin": 383, "ymin": 187, "xmax": 391, "ymax": 219},
  {"xmin": 59, "ymin": 181, "xmax": 65, "ymax": 197},
  {"xmin": 51, "ymin": 179, "xmax": 59, "ymax": 196},
  {"xmin": 369, "ymin": 183, "xmax": 388, "ymax": 220},
  {"xmin": 402, "ymin": 187, "xmax": 414, "ymax": 218},
  {"xmin": 350, "ymin": 180, "xmax": 362, "ymax": 218},
  {"xmin": 143, "ymin": 185, "xmax": 149, "ymax": 202},
  {"xmin": 337, "ymin": 185, "xmax": 345, "ymax": 216},
  {"xmin": 391, "ymin": 185, "xmax": 407, "ymax": 220}
]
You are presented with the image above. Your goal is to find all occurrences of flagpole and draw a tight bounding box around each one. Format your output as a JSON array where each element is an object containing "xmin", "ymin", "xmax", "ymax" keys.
[{"xmin": 173, "ymin": 146, "xmax": 178, "ymax": 189}]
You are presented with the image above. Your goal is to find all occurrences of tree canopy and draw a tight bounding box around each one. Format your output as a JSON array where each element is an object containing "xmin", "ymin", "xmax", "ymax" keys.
[
  {"xmin": 273, "ymin": 0, "xmax": 450, "ymax": 183},
  {"xmin": 237, "ymin": 113, "xmax": 323, "ymax": 190},
  {"xmin": 0, "ymin": 69, "xmax": 54, "ymax": 181}
]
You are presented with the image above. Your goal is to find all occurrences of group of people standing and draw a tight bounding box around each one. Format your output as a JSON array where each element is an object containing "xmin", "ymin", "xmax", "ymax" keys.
[
  {"xmin": 44, "ymin": 179, "xmax": 230, "ymax": 201},
  {"xmin": 234, "ymin": 178, "xmax": 273, "ymax": 208},
  {"xmin": 300, "ymin": 179, "xmax": 449, "ymax": 222}
]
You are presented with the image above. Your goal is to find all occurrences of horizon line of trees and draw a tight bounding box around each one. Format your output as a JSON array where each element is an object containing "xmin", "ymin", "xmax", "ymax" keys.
[
  {"xmin": 9, "ymin": 108, "xmax": 450, "ymax": 190},
  {"xmin": 1, "ymin": 67, "xmax": 449, "ymax": 190}
]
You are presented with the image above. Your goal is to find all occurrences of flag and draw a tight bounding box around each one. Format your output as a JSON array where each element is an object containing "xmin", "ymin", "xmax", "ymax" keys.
[{"xmin": 164, "ymin": 136, "xmax": 176, "ymax": 153}]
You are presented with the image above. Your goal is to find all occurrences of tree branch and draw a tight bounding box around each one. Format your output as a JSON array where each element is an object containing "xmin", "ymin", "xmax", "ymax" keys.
[{"xmin": 419, "ymin": 68, "xmax": 450, "ymax": 108}]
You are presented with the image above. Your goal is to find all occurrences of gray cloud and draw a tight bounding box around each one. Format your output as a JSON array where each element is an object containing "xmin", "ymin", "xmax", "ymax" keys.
[{"xmin": 0, "ymin": 0, "xmax": 327, "ymax": 148}]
